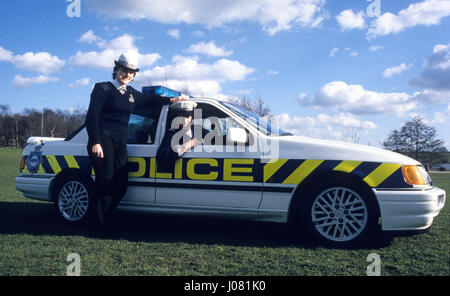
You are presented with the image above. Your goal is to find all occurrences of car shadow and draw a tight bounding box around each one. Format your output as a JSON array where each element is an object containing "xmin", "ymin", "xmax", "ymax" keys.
[
  {"xmin": 0, "ymin": 201, "xmax": 308, "ymax": 248},
  {"xmin": 0, "ymin": 201, "xmax": 395, "ymax": 249}
]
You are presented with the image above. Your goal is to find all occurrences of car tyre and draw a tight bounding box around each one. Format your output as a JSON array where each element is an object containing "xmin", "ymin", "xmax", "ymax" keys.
[
  {"xmin": 301, "ymin": 178, "xmax": 379, "ymax": 248},
  {"xmin": 53, "ymin": 172, "xmax": 96, "ymax": 225}
]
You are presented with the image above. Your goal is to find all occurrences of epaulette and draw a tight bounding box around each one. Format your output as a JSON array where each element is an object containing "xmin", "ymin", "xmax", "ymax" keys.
[{"xmin": 98, "ymin": 81, "xmax": 112, "ymax": 92}]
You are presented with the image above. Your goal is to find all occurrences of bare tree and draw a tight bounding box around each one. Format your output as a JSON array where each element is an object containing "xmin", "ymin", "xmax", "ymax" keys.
[
  {"xmin": 0, "ymin": 105, "xmax": 10, "ymax": 146},
  {"xmin": 229, "ymin": 95, "xmax": 272, "ymax": 118},
  {"xmin": 343, "ymin": 128, "xmax": 361, "ymax": 144}
]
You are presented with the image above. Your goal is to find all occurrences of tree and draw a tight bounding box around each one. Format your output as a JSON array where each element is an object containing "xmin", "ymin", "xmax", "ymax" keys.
[
  {"xmin": 343, "ymin": 127, "xmax": 361, "ymax": 144},
  {"xmin": 63, "ymin": 105, "xmax": 87, "ymax": 137},
  {"xmin": 229, "ymin": 95, "xmax": 272, "ymax": 118},
  {"xmin": 0, "ymin": 106, "xmax": 87, "ymax": 148},
  {"xmin": 0, "ymin": 105, "xmax": 10, "ymax": 146},
  {"xmin": 383, "ymin": 116, "xmax": 447, "ymax": 164}
]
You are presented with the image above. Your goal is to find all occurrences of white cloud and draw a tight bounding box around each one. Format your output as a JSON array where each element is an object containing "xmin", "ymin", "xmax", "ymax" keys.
[
  {"xmin": 0, "ymin": 46, "xmax": 14, "ymax": 62},
  {"xmin": 68, "ymin": 78, "xmax": 90, "ymax": 88},
  {"xmin": 78, "ymin": 30, "xmax": 101, "ymax": 43},
  {"xmin": 304, "ymin": 81, "xmax": 418, "ymax": 115},
  {"xmin": 330, "ymin": 47, "xmax": 359, "ymax": 57},
  {"xmin": 96, "ymin": 34, "xmax": 134, "ymax": 51},
  {"xmin": 410, "ymin": 89, "xmax": 450, "ymax": 104},
  {"xmin": 87, "ymin": 0, "xmax": 327, "ymax": 36},
  {"xmin": 133, "ymin": 55, "xmax": 254, "ymax": 97},
  {"xmin": 369, "ymin": 45, "xmax": 384, "ymax": 52},
  {"xmin": 13, "ymin": 75, "xmax": 59, "ymax": 88},
  {"xmin": 167, "ymin": 29, "xmax": 180, "ymax": 39},
  {"xmin": 273, "ymin": 112, "xmax": 376, "ymax": 141},
  {"xmin": 329, "ymin": 47, "xmax": 339, "ymax": 57},
  {"xmin": 410, "ymin": 43, "xmax": 450, "ymax": 90},
  {"xmin": 431, "ymin": 110, "xmax": 448, "ymax": 124},
  {"xmin": 235, "ymin": 89, "xmax": 253, "ymax": 96},
  {"xmin": 185, "ymin": 41, "xmax": 233, "ymax": 57},
  {"xmin": 139, "ymin": 55, "xmax": 253, "ymax": 82},
  {"xmin": 336, "ymin": 9, "xmax": 366, "ymax": 31},
  {"xmin": 0, "ymin": 46, "xmax": 65, "ymax": 74},
  {"xmin": 267, "ymin": 70, "xmax": 279, "ymax": 75},
  {"xmin": 410, "ymin": 104, "xmax": 450, "ymax": 124},
  {"xmin": 298, "ymin": 92, "xmax": 313, "ymax": 104},
  {"xmin": 367, "ymin": 0, "xmax": 450, "ymax": 39},
  {"xmin": 382, "ymin": 63, "xmax": 413, "ymax": 78},
  {"xmin": 69, "ymin": 32, "xmax": 161, "ymax": 69},
  {"xmin": 12, "ymin": 52, "xmax": 66, "ymax": 74},
  {"xmin": 192, "ymin": 30, "xmax": 205, "ymax": 38}
]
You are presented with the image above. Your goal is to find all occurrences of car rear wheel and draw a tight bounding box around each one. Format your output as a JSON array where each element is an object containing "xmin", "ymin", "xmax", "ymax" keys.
[
  {"xmin": 54, "ymin": 173, "xmax": 95, "ymax": 224},
  {"xmin": 302, "ymin": 179, "xmax": 379, "ymax": 247}
]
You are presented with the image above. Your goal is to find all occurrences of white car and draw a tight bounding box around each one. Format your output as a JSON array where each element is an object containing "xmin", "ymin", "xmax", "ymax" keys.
[{"xmin": 15, "ymin": 91, "xmax": 446, "ymax": 247}]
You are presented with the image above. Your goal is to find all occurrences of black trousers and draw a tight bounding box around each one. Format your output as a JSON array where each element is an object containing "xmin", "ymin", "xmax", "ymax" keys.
[{"xmin": 87, "ymin": 127, "xmax": 128, "ymax": 214}]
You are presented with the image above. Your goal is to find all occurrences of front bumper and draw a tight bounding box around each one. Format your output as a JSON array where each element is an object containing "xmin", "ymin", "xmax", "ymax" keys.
[
  {"xmin": 374, "ymin": 186, "xmax": 446, "ymax": 231},
  {"xmin": 15, "ymin": 175, "xmax": 54, "ymax": 202}
]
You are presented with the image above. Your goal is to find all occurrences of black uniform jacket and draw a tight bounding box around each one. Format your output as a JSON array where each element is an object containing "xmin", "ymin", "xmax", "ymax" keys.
[
  {"xmin": 156, "ymin": 129, "xmax": 181, "ymax": 172},
  {"xmin": 85, "ymin": 81, "xmax": 171, "ymax": 146}
]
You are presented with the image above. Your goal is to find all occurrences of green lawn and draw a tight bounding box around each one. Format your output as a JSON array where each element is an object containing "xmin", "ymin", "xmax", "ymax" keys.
[{"xmin": 0, "ymin": 147, "xmax": 448, "ymax": 276}]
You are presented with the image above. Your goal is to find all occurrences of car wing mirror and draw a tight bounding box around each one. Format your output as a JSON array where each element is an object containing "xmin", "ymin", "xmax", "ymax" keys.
[{"xmin": 226, "ymin": 127, "xmax": 247, "ymax": 144}]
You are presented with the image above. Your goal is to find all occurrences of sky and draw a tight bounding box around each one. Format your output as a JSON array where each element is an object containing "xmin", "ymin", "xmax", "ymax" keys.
[{"xmin": 0, "ymin": 0, "xmax": 449, "ymax": 149}]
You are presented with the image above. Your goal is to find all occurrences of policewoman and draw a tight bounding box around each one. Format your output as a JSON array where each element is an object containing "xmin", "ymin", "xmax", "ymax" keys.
[{"xmin": 85, "ymin": 52, "xmax": 186, "ymax": 223}]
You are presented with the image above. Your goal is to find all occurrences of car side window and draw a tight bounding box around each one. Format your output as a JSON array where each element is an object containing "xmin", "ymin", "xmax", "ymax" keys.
[
  {"xmin": 193, "ymin": 103, "xmax": 254, "ymax": 146},
  {"xmin": 127, "ymin": 106, "xmax": 162, "ymax": 144}
]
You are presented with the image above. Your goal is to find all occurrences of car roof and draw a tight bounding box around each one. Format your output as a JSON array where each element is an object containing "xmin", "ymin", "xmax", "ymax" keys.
[{"xmin": 189, "ymin": 97, "xmax": 225, "ymax": 104}]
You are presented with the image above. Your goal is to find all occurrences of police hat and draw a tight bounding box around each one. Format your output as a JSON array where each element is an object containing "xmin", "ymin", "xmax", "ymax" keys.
[
  {"xmin": 115, "ymin": 52, "xmax": 140, "ymax": 72},
  {"xmin": 169, "ymin": 101, "xmax": 197, "ymax": 117}
]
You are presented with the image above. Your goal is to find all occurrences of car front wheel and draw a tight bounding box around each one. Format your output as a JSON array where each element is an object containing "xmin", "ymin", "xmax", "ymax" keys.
[{"xmin": 303, "ymin": 179, "xmax": 379, "ymax": 247}]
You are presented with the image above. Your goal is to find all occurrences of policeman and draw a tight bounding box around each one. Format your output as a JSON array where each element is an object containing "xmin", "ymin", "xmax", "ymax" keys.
[
  {"xmin": 156, "ymin": 101, "xmax": 202, "ymax": 172},
  {"xmin": 85, "ymin": 52, "xmax": 186, "ymax": 224}
]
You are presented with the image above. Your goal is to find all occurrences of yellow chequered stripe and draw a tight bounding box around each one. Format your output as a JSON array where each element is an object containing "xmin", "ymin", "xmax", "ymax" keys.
[
  {"xmin": 45, "ymin": 155, "xmax": 62, "ymax": 174},
  {"xmin": 333, "ymin": 160, "xmax": 362, "ymax": 173},
  {"xmin": 263, "ymin": 159, "xmax": 288, "ymax": 183},
  {"xmin": 363, "ymin": 163, "xmax": 402, "ymax": 187},
  {"xmin": 64, "ymin": 155, "xmax": 80, "ymax": 169},
  {"xmin": 283, "ymin": 159, "xmax": 324, "ymax": 184}
]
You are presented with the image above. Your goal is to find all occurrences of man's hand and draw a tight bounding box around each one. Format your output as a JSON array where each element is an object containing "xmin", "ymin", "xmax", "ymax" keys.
[
  {"xmin": 179, "ymin": 138, "xmax": 203, "ymax": 155},
  {"xmin": 170, "ymin": 94, "xmax": 189, "ymax": 103}
]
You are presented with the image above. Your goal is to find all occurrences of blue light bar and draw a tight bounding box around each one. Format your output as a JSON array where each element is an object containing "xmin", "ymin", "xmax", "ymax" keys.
[{"xmin": 142, "ymin": 86, "xmax": 182, "ymax": 98}]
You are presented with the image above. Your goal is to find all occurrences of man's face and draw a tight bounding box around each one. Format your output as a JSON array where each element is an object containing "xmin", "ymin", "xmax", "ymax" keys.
[{"xmin": 183, "ymin": 116, "xmax": 193, "ymax": 130}]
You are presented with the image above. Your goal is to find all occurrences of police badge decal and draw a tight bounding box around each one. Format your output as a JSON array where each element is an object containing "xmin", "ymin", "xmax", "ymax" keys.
[{"xmin": 26, "ymin": 151, "xmax": 42, "ymax": 173}]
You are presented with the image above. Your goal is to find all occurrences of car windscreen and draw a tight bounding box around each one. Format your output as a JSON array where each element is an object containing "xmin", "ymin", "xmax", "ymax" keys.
[{"xmin": 220, "ymin": 101, "xmax": 292, "ymax": 136}]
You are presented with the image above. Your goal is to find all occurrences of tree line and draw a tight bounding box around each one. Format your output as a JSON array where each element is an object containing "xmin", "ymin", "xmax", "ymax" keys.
[
  {"xmin": 0, "ymin": 96, "xmax": 269, "ymax": 149},
  {"xmin": 0, "ymin": 102, "xmax": 447, "ymax": 165},
  {"xmin": 0, "ymin": 104, "xmax": 86, "ymax": 148}
]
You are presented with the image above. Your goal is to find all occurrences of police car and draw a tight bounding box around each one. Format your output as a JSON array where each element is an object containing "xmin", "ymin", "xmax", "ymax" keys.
[{"xmin": 15, "ymin": 86, "xmax": 446, "ymax": 247}]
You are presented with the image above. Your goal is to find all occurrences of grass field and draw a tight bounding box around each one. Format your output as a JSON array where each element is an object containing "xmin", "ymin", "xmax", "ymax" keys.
[{"xmin": 0, "ymin": 147, "xmax": 448, "ymax": 276}]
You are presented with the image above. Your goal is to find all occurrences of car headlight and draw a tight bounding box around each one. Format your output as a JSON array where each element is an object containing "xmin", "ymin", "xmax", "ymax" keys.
[{"xmin": 402, "ymin": 165, "xmax": 432, "ymax": 186}]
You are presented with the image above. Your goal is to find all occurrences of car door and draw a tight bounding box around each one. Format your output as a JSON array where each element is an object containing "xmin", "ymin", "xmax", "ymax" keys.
[
  {"xmin": 155, "ymin": 101, "xmax": 263, "ymax": 210},
  {"xmin": 121, "ymin": 105, "xmax": 164, "ymax": 205}
]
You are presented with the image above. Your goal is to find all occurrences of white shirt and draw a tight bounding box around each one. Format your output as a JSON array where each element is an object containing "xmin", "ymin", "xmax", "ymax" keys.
[
  {"xmin": 111, "ymin": 79, "xmax": 127, "ymax": 94},
  {"xmin": 176, "ymin": 129, "xmax": 193, "ymax": 156}
]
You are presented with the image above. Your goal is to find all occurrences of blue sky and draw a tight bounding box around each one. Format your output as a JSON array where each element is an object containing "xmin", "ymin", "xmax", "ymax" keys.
[{"xmin": 0, "ymin": 0, "xmax": 449, "ymax": 148}]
